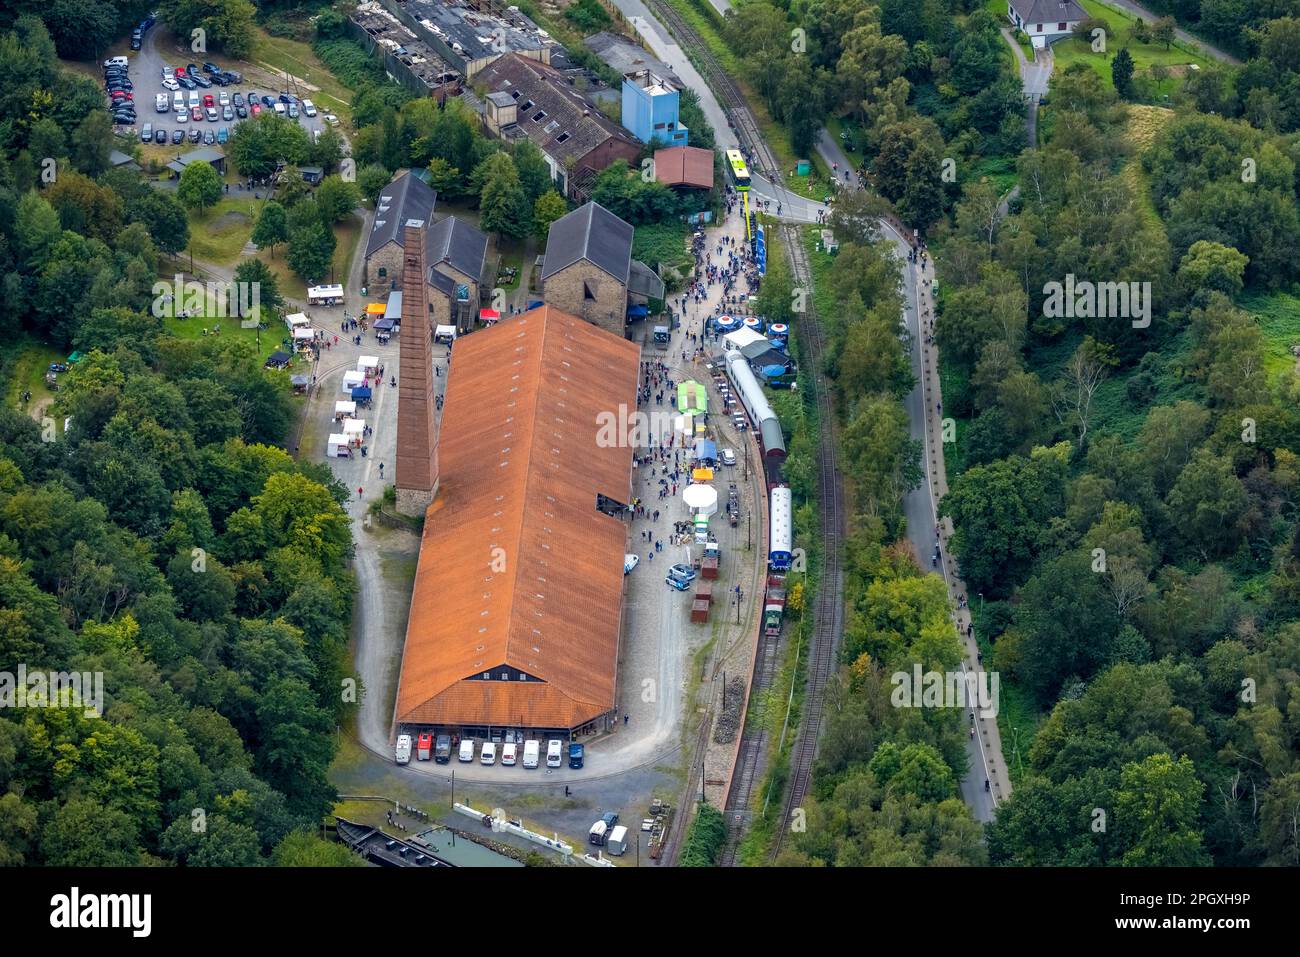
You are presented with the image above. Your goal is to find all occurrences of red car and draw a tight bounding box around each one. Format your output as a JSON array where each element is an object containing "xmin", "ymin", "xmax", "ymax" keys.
[
  {"xmin": 202, "ymin": 93, "xmax": 214, "ymax": 108},
  {"xmin": 250, "ymin": 102, "xmax": 261, "ymax": 115},
  {"xmin": 174, "ymin": 68, "xmax": 187, "ymax": 78},
  {"xmin": 416, "ymin": 733, "xmax": 433, "ymax": 761},
  {"xmin": 190, "ymin": 105, "xmax": 202, "ymax": 121}
]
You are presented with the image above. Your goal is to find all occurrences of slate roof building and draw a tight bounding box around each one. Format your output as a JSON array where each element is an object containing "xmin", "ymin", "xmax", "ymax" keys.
[
  {"xmin": 1006, "ymin": 0, "xmax": 1087, "ymax": 47},
  {"xmin": 425, "ymin": 215, "xmax": 490, "ymax": 334},
  {"xmin": 540, "ymin": 201, "xmax": 664, "ymax": 337},
  {"xmin": 363, "ymin": 170, "xmax": 438, "ymax": 289},
  {"xmin": 393, "ymin": 305, "xmax": 639, "ymax": 735},
  {"xmin": 476, "ymin": 53, "xmax": 640, "ymax": 202}
]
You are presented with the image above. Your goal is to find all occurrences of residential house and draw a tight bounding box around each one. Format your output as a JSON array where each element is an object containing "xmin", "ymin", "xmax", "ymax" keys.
[{"xmin": 1007, "ymin": 0, "xmax": 1087, "ymax": 48}]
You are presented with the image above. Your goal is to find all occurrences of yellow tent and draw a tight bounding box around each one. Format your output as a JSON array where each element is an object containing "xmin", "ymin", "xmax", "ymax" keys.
[{"xmin": 692, "ymin": 466, "xmax": 714, "ymax": 482}]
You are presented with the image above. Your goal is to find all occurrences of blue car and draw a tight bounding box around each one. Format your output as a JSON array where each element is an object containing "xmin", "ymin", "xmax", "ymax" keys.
[{"xmin": 666, "ymin": 574, "xmax": 691, "ymax": 592}]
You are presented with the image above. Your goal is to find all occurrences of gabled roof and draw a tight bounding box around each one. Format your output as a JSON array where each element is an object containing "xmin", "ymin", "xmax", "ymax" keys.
[
  {"xmin": 394, "ymin": 305, "xmax": 639, "ymax": 730},
  {"xmin": 366, "ymin": 170, "xmax": 437, "ymax": 259},
  {"xmin": 541, "ymin": 201, "xmax": 633, "ymax": 286},
  {"xmin": 425, "ymin": 216, "xmax": 488, "ymax": 283},
  {"xmin": 1009, "ymin": 0, "xmax": 1086, "ymax": 22},
  {"xmin": 474, "ymin": 53, "xmax": 639, "ymax": 168},
  {"xmin": 654, "ymin": 146, "xmax": 713, "ymax": 189}
]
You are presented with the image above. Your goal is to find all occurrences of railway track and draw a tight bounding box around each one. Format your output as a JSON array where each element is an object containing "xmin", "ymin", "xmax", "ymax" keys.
[{"xmin": 640, "ymin": 0, "xmax": 846, "ymax": 865}]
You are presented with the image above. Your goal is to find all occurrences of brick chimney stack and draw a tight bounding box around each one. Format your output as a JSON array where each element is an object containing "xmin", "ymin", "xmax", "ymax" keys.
[{"xmin": 395, "ymin": 219, "xmax": 439, "ymax": 516}]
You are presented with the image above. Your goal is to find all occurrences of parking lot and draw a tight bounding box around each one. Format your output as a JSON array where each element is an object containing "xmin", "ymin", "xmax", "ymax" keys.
[{"xmin": 106, "ymin": 22, "xmax": 334, "ymax": 162}]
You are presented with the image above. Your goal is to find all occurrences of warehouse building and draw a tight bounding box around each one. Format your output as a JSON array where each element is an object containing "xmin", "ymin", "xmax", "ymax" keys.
[{"xmin": 393, "ymin": 305, "xmax": 639, "ymax": 738}]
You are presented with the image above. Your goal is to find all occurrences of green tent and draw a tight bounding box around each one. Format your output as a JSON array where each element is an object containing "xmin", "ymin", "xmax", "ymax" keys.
[{"xmin": 676, "ymin": 380, "xmax": 707, "ymax": 416}]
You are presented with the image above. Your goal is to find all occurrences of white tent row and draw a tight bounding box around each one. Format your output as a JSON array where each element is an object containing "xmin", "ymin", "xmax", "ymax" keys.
[
  {"xmin": 342, "ymin": 418, "xmax": 365, "ymax": 436},
  {"xmin": 341, "ymin": 370, "xmax": 365, "ymax": 392},
  {"xmin": 334, "ymin": 400, "xmax": 356, "ymax": 418},
  {"xmin": 285, "ymin": 312, "xmax": 310, "ymax": 329},
  {"xmin": 327, "ymin": 434, "xmax": 351, "ymax": 457},
  {"xmin": 357, "ymin": 355, "xmax": 379, "ymax": 374},
  {"xmin": 292, "ymin": 326, "xmax": 315, "ymax": 341}
]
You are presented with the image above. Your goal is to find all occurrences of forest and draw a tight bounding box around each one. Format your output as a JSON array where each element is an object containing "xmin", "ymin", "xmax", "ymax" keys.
[{"xmin": 0, "ymin": 16, "xmax": 354, "ymax": 866}]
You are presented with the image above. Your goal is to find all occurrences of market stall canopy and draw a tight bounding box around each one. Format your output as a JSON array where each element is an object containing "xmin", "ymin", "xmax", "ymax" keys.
[
  {"xmin": 676, "ymin": 380, "xmax": 707, "ymax": 416},
  {"xmin": 342, "ymin": 370, "xmax": 365, "ymax": 391},
  {"xmin": 693, "ymin": 438, "xmax": 717, "ymax": 462},
  {"xmin": 365, "ymin": 302, "xmax": 386, "ymax": 316},
  {"xmin": 715, "ymin": 315, "xmax": 739, "ymax": 330},
  {"xmin": 265, "ymin": 351, "xmax": 292, "ymax": 369},
  {"xmin": 373, "ymin": 318, "xmax": 396, "ymax": 331},
  {"xmin": 335, "ymin": 400, "xmax": 356, "ymax": 416},
  {"xmin": 350, "ymin": 386, "xmax": 372, "ymax": 401},
  {"xmin": 357, "ymin": 355, "xmax": 379, "ymax": 372},
  {"xmin": 682, "ymin": 483, "xmax": 718, "ymax": 516},
  {"xmin": 292, "ymin": 326, "xmax": 314, "ymax": 340},
  {"xmin": 285, "ymin": 312, "xmax": 310, "ymax": 327},
  {"xmin": 435, "ymin": 324, "xmax": 457, "ymax": 341},
  {"xmin": 692, "ymin": 466, "xmax": 714, "ymax": 482},
  {"xmin": 480, "ymin": 308, "xmax": 501, "ymax": 322},
  {"xmin": 342, "ymin": 418, "xmax": 365, "ymax": 435},
  {"xmin": 723, "ymin": 327, "xmax": 767, "ymax": 352}
]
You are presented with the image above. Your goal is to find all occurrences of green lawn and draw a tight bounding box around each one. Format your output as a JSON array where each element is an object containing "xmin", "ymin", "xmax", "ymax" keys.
[
  {"xmin": 253, "ymin": 30, "xmax": 354, "ymax": 127},
  {"xmin": 1050, "ymin": 0, "xmax": 1213, "ymax": 98},
  {"xmin": 186, "ymin": 197, "xmax": 263, "ymax": 266},
  {"xmin": 3, "ymin": 340, "xmax": 64, "ymax": 415},
  {"xmin": 1244, "ymin": 290, "xmax": 1300, "ymax": 379}
]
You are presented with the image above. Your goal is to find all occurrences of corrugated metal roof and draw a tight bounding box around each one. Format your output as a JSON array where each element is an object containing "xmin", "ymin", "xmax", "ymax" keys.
[
  {"xmin": 394, "ymin": 305, "xmax": 640, "ymax": 730},
  {"xmin": 366, "ymin": 170, "xmax": 438, "ymax": 259},
  {"xmin": 540, "ymin": 201, "xmax": 633, "ymax": 285}
]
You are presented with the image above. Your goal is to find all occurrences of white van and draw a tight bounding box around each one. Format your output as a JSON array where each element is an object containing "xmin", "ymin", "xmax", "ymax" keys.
[
  {"xmin": 546, "ymin": 739, "xmax": 563, "ymax": 768},
  {"xmin": 155, "ymin": 93, "xmax": 169, "ymax": 112},
  {"xmin": 501, "ymin": 742, "xmax": 517, "ymax": 766},
  {"xmin": 104, "ymin": 56, "xmax": 129, "ymax": 69},
  {"xmin": 273, "ymin": 101, "xmax": 286, "ymax": 116},
  {"xmin": 394, "ymin": 734, "xmax": 411, "ymax": 765},
  {"xmin": 302, "ymin": 99, "xmax": 317, "ymax": 117},
  {"xmin": 522, "ymin": 740, "xmax": 539, "ymax": 769},
  {"xmin": 480, "ymin": 741, "xmax": 496, "ymax": 765},
  {"xmin": 173, "ymin": 91, "xmax": 185, "ymax": 111},
  {"xmin": 458, "ymin": 739, "xmax": 474, "ymax": 762},
  {"xmin": 588, "ymin": 820, "xmax": 608, "ymax": 846},
  {"xmin": 188, "ymin": 91, "xmax": 199, "ymax": 108}
]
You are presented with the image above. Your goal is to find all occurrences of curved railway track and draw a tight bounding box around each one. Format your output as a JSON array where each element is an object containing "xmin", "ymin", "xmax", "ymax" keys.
[{"xmin": 641, "ymin": 0, "xmax": 846, "ymax": 865}]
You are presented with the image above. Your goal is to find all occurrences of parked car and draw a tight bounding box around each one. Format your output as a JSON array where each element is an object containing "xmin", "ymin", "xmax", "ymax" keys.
[
  {"xmin": 140, "ymin": 123, "xmax": 152, "ymax": 142},
  {"xmin": 232, "ymin": 92, "xmax": 244, "ymax": 106},
  {"xmin": 568, "ymin": 743, "xmax": 584, "ymax": 769},
  {"xmin": 175, "ymin": 109, "xmax": 188, "ymax": 124},
  {"xmin": 154, "ymin": 128, "xmax": 167, "ymax": 144},
  {"xmin": 480, "ymin": 742, "xmax": 496, "ymax": 766},
  {"xmin": 188, "ymin": 129, "xmax": 201, "ymax": 143},
  {"xmin": 205, "ymin": 107, "xmax": 217, "ymax": 122},
  {"xmin": 720, "ymin": 448, "xmax": 737, "ymax": 466},
  {"xmin": 217, "ymin": 90, "xmax": 229, "ymax": 106},
  {"xmin": 222, "ymin": 105, "xmax": 233, "ymax": 121},
  {"xmin": 287, "ymin": 103, "xmax": 299, "ymax": 119},
  {"xmin": 323, "ymin": 114, "xmax": 339, "ymax": 126},
  {"xmin": 278, "ymin": 92, "xmax": 292, "ymax": 104},
  {"xmin": 190, "ymin": 105, "xmax": 202, "ymax": 121},
  {"xmin": 434, "ymin": 734, "xmax": 451, "ymax": 764},
  {"xmin": 203, "ymin": 61, "xmax": 220, "ymax": 74},
  {"xmin": 155, "ymin": 93, "xmax": 168, "ymax": 112},
  {"xmin": 624, "ymin": 554, "xmax": 639, "ymax": 575},
  {"xmin": 203, "ymin": 129, "xmax": 215, "ymax": 145},
  {"xmin": 394, "ymin": 734, "xmax": 411, "ymax": 765},
  {"xmin": 235, "ymin": 105, "xmax": 247, "ymax": 118},
  {"xmin": 202, "ymin": 94, "xmax": 214, "ymax": 108},
  {"xmin": 177, "ymin": 75, "xmax": 195, "ymax": 90},
  {"xmin": 501, "ymin": 742, "xmax": 517, "ymax": 766},
  {"xmin": 192, "ymin": 73, "xmax": 211, "ymax": 89},
  {"xmin": 302, "ymin": 99, "xmax": 317, "ymax": 117},
  {"xmin": 668, "ymin": 563, "xmax": 697, "ymax": 582},
  {"xmin": 458, "ymin": 739, "xmax": 474, "ymax": 762},
  {"xmin": 217, "ymin": 127, "xmax": 228, "ymax": 144},
  {"xmin": 171, "ymin": 129, "xmax": 184, "ymax": 144},
  {"xmin": 261, "ymin": 95, "xmax": 274, "ymax": 107},
  {"xmin": 250, "ymin": 102, "xmax": 261, "ymax": 116},
  {"xmin": 666, "ymin": 574, "xmax": 692, "ymax": 592},
  {"xmin": 162, "ymin": 78, "xmax": 179, "ymax": 91},
  {"xmin": 546, "ymin": 739, "xmax": 563, "ymax": 768}
]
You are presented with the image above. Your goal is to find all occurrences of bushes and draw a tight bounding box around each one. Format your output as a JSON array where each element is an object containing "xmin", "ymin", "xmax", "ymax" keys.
[{"xmin": 679, "ymin": 802, "xmax": 727, "ymax": 866}]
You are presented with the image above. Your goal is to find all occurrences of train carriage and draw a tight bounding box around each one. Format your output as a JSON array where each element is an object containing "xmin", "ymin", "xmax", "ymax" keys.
[
  {"xmin": 725, "ymin": 350, "xmax": 787, "ymax": 484},
  {"xmin": 769, "ymin": 485, "xmax": 792, "ymax": 571}
]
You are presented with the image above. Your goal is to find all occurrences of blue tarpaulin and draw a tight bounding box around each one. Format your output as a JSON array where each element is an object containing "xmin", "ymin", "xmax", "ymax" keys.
[
  {"xmin": 528, "ymin": 300, "xmax": 544, "ymax": 309},
  {"xmin": 627, "ymin": 304, "xmax": 649, "ymax": 319},
  {"xmin": 693, "ymin": 439, "xmax": 717, "ymax": 462},
  {"xmin": 350, "ymin": 386, "xmax": 372, "ymax": 401}
]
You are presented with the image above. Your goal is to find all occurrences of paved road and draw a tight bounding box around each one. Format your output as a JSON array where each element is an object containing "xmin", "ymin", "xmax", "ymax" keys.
[
  {"xmin": 1100, "ymin": 0, "xmax": 1240, "ymax": 64},
  {"xmin": 1001, "ymin": 29, "xmax": 1052, "ymax": 147},
  {"xmin": 813, "ymin": 133, "xmax": 1003, "ymax": 821}
]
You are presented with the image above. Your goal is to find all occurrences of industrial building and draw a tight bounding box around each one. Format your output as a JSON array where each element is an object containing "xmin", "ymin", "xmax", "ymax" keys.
[
  {"xmin": 363, "ymin": 170, "xmax": 438, "ymax": 289},
  {"xmin": 380, "ymin": 0, "xmax": 555, "ymax": 77},
  {"xmin": 476, "ymin": 53, "xmax": 640, "ymax": 201},
  {"xmin": 621, "ymin": 70, "xmax": 687, "ymax": 146},
  {"xmin": 393, "ymin": 305, "xmax": 640, "ymax": 738},
  {"xmin": 350, "ymin": 1, "xmax": 463, "ymax": 99}
]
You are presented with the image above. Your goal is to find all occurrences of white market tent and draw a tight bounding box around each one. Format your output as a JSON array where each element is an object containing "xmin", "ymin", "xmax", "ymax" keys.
[
  {"xmin": 341, "ymin": 370, "xmax": 365, "ymax": 392},
  {"xmin": 334, "ymin": 400, "xmax": 356, "ymax": 418},
  {"xmin": 683, "ymin": 483, "xmax": 718, "ymax": 517},
  {"xmin": 327, "ymin": 434, "xmax": 351, "ymax": 457},
  {"xmin": 434, "ymin": 324, "xmax": 457, "ymax": 342},
  {"xmin": 342, "ymin": 418, "xmax": 365, "ymax": 437},
  {"xmin": 292, "ymin": 326, "xmax": 315, "ymax": 341},
  {"xmin": 285, "ymin": 312, "xmax": 310, "ymax": 328},
  {"xmin": 723, "ymin": 327, "xmax": 767, "ymax": 352},
  {"xmin": 357, "ymin": 355, "xmax": 379, "ymax": 373}
]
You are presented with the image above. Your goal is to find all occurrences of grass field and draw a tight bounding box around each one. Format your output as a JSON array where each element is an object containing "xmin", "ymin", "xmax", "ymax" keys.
[
  {"xmin": 3, "ymin": 340, "xmax": 65, "ymax": 418},
  {"xmin": 1244, "ymin": 290, "xmax": 1300, "ymax": 379},
  {"xmin": 1049, "ymin": 0, "xmax": 1213, "ymax": 98},
  {"xmin": 185, "ymin": 196, "xmax": 262, "ymax": 265},
  {"xmin": 253, "ymin": 30, "xmax": 353, "ymax": 127}
]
